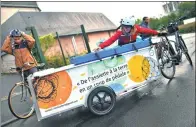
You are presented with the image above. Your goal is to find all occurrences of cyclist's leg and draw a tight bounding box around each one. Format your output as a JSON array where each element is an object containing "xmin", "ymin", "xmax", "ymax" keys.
[
  {"xmin": 28, "ymin": 67, "xmax": 38, "ymax": 75},
  {"xmin": 24, "ymin": 67, "xmax": 38, "ymax": 81},
  {"xmin": 25, "ymin": 67, "xmax": 38, "ymax": 109}
]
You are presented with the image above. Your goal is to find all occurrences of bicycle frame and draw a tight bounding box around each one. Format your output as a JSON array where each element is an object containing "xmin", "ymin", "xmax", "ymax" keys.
[
  {"xmin": 12, "ymin": 63, "xmax": 32, "ymax": 101},
  {"xmin": 174, "ymin": 30, "xmax": 183, "ymax": 52}
]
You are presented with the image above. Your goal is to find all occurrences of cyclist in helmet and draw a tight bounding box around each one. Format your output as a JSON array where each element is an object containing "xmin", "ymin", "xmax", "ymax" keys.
[
  {"xmin": 1, "ymin": 29, "xmax": 38, "ymax": 77},
  {"xmin": 94, "ymin": 16, "xmax": 166, "ymax": 51}
]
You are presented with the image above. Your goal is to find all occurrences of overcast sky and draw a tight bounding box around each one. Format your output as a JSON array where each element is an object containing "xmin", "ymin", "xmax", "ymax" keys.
[{"xmin": 37, "ymin": 2, "xmax": 166, "ymax": 26}]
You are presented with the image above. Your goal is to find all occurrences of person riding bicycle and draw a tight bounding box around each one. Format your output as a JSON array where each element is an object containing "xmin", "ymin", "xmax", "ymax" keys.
[
  {"xmin": 94, "ymin": 16, "xmax": 166, "ymax": 51},
  {"xmin": 1, "ymin": 29, "xmax": 38, "ymax": 77}
]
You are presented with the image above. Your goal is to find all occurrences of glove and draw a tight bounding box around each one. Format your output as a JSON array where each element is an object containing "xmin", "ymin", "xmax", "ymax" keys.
[{"xmin": 158, "ymin": 32, "xmax": 167, "ymax": 37}]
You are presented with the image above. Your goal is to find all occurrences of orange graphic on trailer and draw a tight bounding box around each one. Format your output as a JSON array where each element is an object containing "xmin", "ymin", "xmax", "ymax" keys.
[{"xmin": 34, "ymin": 71, "xmax": 72, "ymax": 109}]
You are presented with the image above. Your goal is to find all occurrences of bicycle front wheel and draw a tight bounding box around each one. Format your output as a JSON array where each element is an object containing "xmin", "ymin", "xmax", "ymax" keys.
[
  {"xmin": 8, "ymin": 83, "xmax": 34, "ymax": 119},
  {"xmin": 159, "ymin": 44, "xmax": 176, "ymax": 79}
]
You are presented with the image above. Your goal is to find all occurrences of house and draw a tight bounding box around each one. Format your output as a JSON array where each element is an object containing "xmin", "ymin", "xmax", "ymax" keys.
[
  {"xmin": 1, "ymin": 1, "xmax": 41, "ymax": 24},
  {"xmin": 1, "ymin": 12, "xmax": 117, "ymax": 72},
  {"xmin": 162, "ymin": 2, "xmax": 181, "ymax": 15}
]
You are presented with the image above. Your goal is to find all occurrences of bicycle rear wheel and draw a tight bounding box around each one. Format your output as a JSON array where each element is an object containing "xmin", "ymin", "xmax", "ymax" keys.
[
  {"xmin": 179, "ymin": 37, "xmax": 193, "ymax": 66},
  {"xmin": 8, "ymin": 83, "xmax": 34, "ymax": 119},
  {"xmin": 158, "ymin": 42, "xmax": 176, "ymax": 79}
]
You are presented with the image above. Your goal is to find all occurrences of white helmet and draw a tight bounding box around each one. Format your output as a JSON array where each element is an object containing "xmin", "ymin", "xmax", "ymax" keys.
[{"xmin": 121, "ymin": 16, "xmax": 135, "ymax": 26}]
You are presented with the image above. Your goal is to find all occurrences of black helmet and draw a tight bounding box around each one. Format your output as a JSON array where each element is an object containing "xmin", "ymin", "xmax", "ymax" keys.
[{"xmin": 10, "ymin": 29, "xmax": 22, "ymax": 37}]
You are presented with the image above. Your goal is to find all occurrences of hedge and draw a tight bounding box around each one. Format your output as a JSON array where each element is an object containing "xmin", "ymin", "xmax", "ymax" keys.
[
  {"xmin": 39, "ymin": 34, "xmax": 56, "ymax": 53},
  {"xmin": 178, "ymin": 22, "xmax": 196, "ymax": 33},
  {"xmin": 46, "ymin": 50, "xmax": 88, "ymax": 68}
]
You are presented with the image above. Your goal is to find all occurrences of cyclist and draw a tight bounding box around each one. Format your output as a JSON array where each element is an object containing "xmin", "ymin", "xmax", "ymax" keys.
[
  {"xmin": 140, "ymin": 16, "xmax": 151, "ymax": 39},
  {"xmin": 94, "ymin": 16, "xmax": 166, "ymax": 51},
  {"xmin": 1, "ymin": 29, "xmax": 38, "ymax": 77}
]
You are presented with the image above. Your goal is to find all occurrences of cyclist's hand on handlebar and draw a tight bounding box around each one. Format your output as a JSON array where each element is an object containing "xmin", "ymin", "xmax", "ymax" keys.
[
  {"xmin": 158, "ymin": 32, "xmax": 167, "ymax": 37},
  {"xmin": 93, "ymin": 47, "xmax": 101, "ymax": 52}
]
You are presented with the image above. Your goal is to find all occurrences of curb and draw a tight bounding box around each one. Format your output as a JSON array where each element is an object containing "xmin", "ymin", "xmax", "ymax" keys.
[{"xmin": 1, "ymin": 117, "xmax": 18, "ymax": 127}]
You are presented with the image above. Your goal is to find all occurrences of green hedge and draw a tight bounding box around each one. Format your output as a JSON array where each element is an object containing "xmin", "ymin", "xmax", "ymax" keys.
[
  {"xmin": 39, "ymin": 34, "xmax": 56, "ymax": 53},
  {"xmin": 46, "ymin": 56, "xmax": 70, "ymax": 68},
  {"xmin": 178, "ymin": 22, "xmax": 196, "ymax": 33},
  {"xmin": 46, "ymin": 50, "xmax": 88, "ymax": 68}
]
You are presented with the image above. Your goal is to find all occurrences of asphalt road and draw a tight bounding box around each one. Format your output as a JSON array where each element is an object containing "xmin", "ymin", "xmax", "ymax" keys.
[{"xmin": 1, "ymin": 33, "xmax": 195, "ymax": 127}]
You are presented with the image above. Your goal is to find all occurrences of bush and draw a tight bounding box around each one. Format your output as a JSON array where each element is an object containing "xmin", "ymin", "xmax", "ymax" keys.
[
  {"xmin": 46, "ymin": 56, "xmax": 70, "ymax": 68},
  {"xmin": 178, "ymin": 22, "xmax": 196, "ymax": 33},
  {"xmin": 39, "ymin": 34, "xmax": 56, "ymax": 53},
  {"xmin": 46, "ymin": 50, "xmax": 88, "ymax": 68}
]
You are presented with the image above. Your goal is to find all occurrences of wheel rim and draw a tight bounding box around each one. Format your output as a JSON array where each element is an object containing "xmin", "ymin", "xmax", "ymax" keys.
[
  {"xmin": 91, "ymin": 91, "xmax": 113, "ymax": 114},
  {"xmin": 9, "ymin": 84, "xmax": 34, "ymax": 119}
]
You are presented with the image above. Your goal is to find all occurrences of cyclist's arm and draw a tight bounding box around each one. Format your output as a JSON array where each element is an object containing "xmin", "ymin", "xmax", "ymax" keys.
[
  {"xmin": 136, "ymin": 25, "xmax": 158, "ymax": 36},
  {"xmin": 22, "ymin": 33, "xmax": 35, "ymax": 49},
  {"xmin": 99, "ymin": 30, "xmax": 122, "ymax": 49},
  {"xmin": 1, "ymin": 36, "xmax": 12, "ymax": 54}
]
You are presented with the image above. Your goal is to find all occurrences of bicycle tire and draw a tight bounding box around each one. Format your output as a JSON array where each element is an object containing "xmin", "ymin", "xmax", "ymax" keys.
[
  {"xmin": 159, "ymin": 41, "xmax": 176, "ymax": 79},
  {"xmin": 8, "ymin": 84, "xmax": 34, "ymax": 119},
  {"xmin": 179, "ymin": 37, "xmax": 193, "ymax": 66}
]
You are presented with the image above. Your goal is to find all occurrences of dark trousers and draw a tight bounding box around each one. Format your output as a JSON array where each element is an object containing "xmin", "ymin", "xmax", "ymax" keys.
[{"xmin": 23, "ymin": 67, "xmax": 38, "ymax": 79}]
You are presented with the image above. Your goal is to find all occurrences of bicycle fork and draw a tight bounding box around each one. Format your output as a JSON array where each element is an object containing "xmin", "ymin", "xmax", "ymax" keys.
[{"xmin": 20, "ymin": 70, "xmax": 28, "ymax": 102}]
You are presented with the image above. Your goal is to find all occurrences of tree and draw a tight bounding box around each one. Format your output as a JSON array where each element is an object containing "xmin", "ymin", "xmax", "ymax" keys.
[
  {"xmin": 149, "ymin": 18, "xmax": 160, "ymax": 30},
  {"xmin": 178, "ymin": 2, "xmax": 196, "ymax": 18},
  {"xmin": 136, "ymin": 19, "xmax": 142, "ymax": 25}
]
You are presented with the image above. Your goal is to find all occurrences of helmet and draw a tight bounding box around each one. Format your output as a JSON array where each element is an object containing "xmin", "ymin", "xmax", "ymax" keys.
[
  {"xmin": 121, "ymin": 16, "xmax": 135, "ymax": 26},
  {"xmin": 10, "ymin": 29, "xmax": 22, "ymax": 37}
]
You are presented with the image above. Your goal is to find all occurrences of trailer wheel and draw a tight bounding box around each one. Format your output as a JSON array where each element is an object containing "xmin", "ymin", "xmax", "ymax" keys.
[{"xmin": 87, "ymin": 86, "xmax": 116, "ymax": 116}]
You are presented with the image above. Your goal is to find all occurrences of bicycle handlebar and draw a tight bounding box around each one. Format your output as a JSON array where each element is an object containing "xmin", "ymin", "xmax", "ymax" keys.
[
  {"xmin": 159, "ymin": 25, "xmax": 166, "ymax": 31},
  {"xmin": 10, "ymin": 62, "xmax": 34, "ymax": 71},
  {"xmin": 169, "ymin": 15, "xmax": 187, "ymax": 26}
]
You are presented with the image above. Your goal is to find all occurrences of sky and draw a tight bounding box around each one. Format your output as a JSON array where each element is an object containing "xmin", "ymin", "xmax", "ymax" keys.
[{"xmin": 37, "ymin": 2, "xmax": 166, "ymax": 26}]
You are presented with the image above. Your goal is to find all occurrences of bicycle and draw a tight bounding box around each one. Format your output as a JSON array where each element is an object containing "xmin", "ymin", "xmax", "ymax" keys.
[
  {"xmin": 150, "ymin": 36, "xmax": 176, "ymax": 79},
  {"xmin": 159, "ymin": 16, "xmax": 193, "ymax": 67},
  {"xmin": 8, "ymin": 62, "xmax": 55, "ymax": 119}
]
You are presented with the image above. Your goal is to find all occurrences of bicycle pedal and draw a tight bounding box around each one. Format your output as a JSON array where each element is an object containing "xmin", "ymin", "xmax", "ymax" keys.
[{"xmin": 175, "ymin": 62, "xmax": 179, "ymax": 65}]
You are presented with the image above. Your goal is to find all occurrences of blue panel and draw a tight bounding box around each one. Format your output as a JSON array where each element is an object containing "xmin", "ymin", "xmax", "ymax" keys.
[
  {"xmin": 134, "ymin": 38, "xmax": 151, "ymax": 49},
  {"xmin": 97, "ymin": 48, "xmax": 116, "ymax": 59},
  {"xmin": 70, "ymin": 48, "xmax": 116, "ymax": 65},
  {"xmin": 114, "ymin": 38, "xmax": 151, "ymax": 55},
  {"xmin": 70, "ymin": 53, "xmax": 98, "ymax": 65},
  {"xmin": 115, "ymin": 43, "xmax": 134, "ymax": 54},
  {"xmin": 70, "ymin": 38, "xmax": 151, "ymax": 65}
]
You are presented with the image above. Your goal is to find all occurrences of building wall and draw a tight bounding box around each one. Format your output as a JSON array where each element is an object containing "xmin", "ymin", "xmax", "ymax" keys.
[
  {"xmin": 162, "ymin": 2, "xmax": 181, "ymax": 15},
  {"xmin": 1, "ymin": 54, "xmax": 16, "ymax": 73},
  {"xmin": 44, "ymin": 30, "xmax": 116, "ymax": 57},
  {"xmin": 1, "ymin": 7, "xmax": 40, "ymax": 24},
  {"xmin": 183, "ymin": 17, "xmax": 196, "ymax": 24}
]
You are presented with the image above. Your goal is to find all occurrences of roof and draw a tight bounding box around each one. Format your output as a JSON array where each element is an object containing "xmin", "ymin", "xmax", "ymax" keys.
[
  {"xmin": 1, "ymin": 1, "xmax": 41, "ymax": 10},
  {"xmin": 1, "ymin": 12, "xmax": 117, "ymax": 56}
]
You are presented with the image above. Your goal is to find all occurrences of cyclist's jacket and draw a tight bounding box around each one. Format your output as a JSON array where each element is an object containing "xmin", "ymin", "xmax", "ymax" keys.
[
  {"xmin": 1, "ymin": 34, "xmax": 37, "ymax": 71},
  {"xmin": 99, "ymin": 24, "xmax": 158, "ymax": 49}
]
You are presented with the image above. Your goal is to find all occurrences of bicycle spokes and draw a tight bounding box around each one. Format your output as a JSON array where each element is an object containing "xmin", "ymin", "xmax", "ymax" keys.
[{"xmin": 9, "ymin": 84, "xmax": 34, "ymax": 119}]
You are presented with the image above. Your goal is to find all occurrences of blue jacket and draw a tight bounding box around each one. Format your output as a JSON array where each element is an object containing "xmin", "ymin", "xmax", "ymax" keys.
[{"xmin": 140, "ymin": 21, "xmax": 151, "ymax": 39}]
